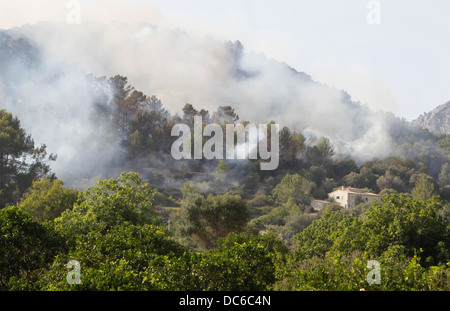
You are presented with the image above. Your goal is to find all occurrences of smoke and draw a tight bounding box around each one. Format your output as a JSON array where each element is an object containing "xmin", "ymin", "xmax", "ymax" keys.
[
  {"xmin": 0, "ymin": 30, "xmax": 126, "ymax": 188},
  {"xmin": 0, "ymin": 22, "xmax": 402, "ymax": 186}
]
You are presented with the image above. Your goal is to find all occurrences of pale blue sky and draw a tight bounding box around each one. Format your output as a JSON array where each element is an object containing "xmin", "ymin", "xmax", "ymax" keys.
[{"xmin": 1, "ymin": 0, "xmax": 450, "ymax": 120}]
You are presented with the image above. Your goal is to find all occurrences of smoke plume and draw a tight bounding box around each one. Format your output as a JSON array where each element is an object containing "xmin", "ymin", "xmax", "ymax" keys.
[{"xmin": 0, "ymin": 22, "xmax": 403, "ymax": 186}]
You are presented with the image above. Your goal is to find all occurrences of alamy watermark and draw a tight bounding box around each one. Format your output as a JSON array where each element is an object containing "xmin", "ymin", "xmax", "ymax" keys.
[
  {"xmin": 67, "ymin": 0, "xmax": 81, "ymax": 24},
  {"xmin": 367, "ymin": 0, "xmax": 381, "ymax": 25},
  {"xmin": 171, "ymin": 116, "xmax": 280, "ymax": 170},
  {"xmin": 64, "ymin": 259, "xmax": 381, "ymax": 286},
  {"xmin": 66, "ymin": 260, "xmax": 81, "ymax": 285},
  {"xmin": 366, "ymin": 260, "xmax": 381, "ymax": 285}
]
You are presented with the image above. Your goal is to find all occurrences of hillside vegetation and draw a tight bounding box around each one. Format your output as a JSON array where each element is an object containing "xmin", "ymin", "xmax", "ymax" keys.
[{"xmin": 0, "ymin": 97, "xmax": 449, "ymax": 290}]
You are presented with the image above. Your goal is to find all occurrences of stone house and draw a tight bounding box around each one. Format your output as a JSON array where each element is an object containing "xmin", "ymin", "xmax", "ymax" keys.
[{"xmin": 328, "ymin": 187, "xmax": 381, "ymax": 210}]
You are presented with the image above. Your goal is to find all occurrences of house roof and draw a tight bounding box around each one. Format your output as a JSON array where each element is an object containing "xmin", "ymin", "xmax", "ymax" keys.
[
  {"xmin": 329, "ymin": 187, "xmax": 380, "ymax": 197},
  {"xmin": 311, "ymin": 199, "xmax": 331, "ymax": 204}
]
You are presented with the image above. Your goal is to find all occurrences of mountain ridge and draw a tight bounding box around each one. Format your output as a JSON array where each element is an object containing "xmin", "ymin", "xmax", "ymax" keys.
[{"xmin": 412, "ymin": 102, "xmax": 450, "ymax": 134}]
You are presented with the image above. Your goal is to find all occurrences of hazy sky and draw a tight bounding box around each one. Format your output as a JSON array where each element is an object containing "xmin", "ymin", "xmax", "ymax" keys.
[{"xmin": 1, "ymin": 0, "xmax": 449, "ymax": 120}]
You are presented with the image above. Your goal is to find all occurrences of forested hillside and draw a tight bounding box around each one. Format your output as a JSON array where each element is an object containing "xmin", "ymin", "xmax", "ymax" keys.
[
  {"xmin": 0, "ymin": 86, "xmax": 449, "ymax": 290},
  {"xmin": 0, "ymin": 26, "xmax": 449, "ymax": 291}
]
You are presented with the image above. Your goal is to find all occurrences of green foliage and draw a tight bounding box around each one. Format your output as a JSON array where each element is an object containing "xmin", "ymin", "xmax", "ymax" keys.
[
  {"xmin": 191, "ymin": 233, "xmax": 286, "ymax": 291},
  {"xmin": 254, "ymin": 197, "xmax": 313, "ymax": 232},
  {"xmin": 306, "ymin": 137, "xmax": 335, "ymax": 167},
  {"xmin": 153, "ymin": 191, "xmax": 179, "ymax": 208},
  {"xmin": 295, "ymin": 194, "xmax": 450, "ymax": 266},
  {"xmin": 411, "ymin": 174, "xmax": 436, "ymax": 201},
  {"xmin": 91, "ymin": 75, "xmax": 450, "ymax": 201},
  {"xmin": 274, "ymin": 247, "xmax": 450, "ymax": 291},
  {"xmin": 128, "ymin": 129, "xmax": 144, "ymax": 155},
  {"xmin": 359, "ymin": 194, "xmax": 449, "ymax": 264},
  {"xmin": 378, "ymin": 188, "xmax": 397, "ymax": 196},
  {"xmin": 175, "ymin": 193, "xmax": 250, "ymax": 249},
  {"xmin": 0, "ymin": 109, "xmax": 56, "ymax": 207},
  {"xmin": 36, "ymin": 229, "xmax": 287, "ymax": 291},
  {"xmin": 2, "ymin": 98, "xmax": 450, "ymax": 291},
  {"xmin": 333, "ymin": 159, "xmax": 359, "ymax": 179},
  {"xmin": 439, "ymin": 163, "xmax": 450, "ymax": 187},
  {"xmin": 376, "ymin": 171, "xmax": 407, "ymax": 193},
  {"xmin": 0, "ymin": 206, "xmax": 67, "ymax": 290},
  {"xmin": 17, "ymin": 178, "xmax": 79, "ymax": 223},
  {"xmin": 272, "ymin": 173, "xmax": 314, "ymax": 204},
  {"xmin": 342, "ymin": 167, "xmax": 378, "ymax": 190},
  {"xmin": 36, "ymin": 223, "xmax": 191, "ymax": 291},
  {"xmin": 256, "ymin": 204, "xmax": 291, "ymax": 226},
  {"xmin": 54, "ymin": 172, "xmax": 156, "ymax": 237},
  {"xmin": 295, "ymin": 206, "xmax": 350, "ymax": 259},
  {"xmin": 279, "ymin": 127, "xmax": 304, "ymax": 167},
  {"xmin": 281, "ymin": 213, "xmax": 315, "ymax": 246},
  {"xmin": 249, "ymin": 193, "xmax": 273, "ymax": 208},
  {"xmin": 216, "ymin": 160, "xmax": 228, "ymax": 177},
  {"xmin": 215, "ymin": 160, "xmax": 230, "ymax": 188},
  {"xmin": 180, "ymin": 181, "xmax": 198, "ymax": 199},
  {"xmin": 2, "ymin": 189, "xmax": 449, "ymax": 291}
]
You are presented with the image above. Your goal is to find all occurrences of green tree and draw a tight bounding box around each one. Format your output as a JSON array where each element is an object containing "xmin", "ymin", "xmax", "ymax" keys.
[
  {"xmin": 295, "ymin": 206, "xmax": 349, "ymax": 259},
  {"xmin": 308, "ymin": 166, "xmax": 327, "ymax": 185},
  {"xmin": 256, "ymin": 202, "xmax": 292, "ymax": 227},
  {"xmin": 192, "ymin": 233, "xmax": 286, "ymax": 290},
  {"xmin": 178, "ymin": 162, "xmax": 186, "ymax": 179},
  {"xmin": 0, "ymin": 206, "xmax": 67, "ymax": 290},
  {"xmin": 54, "ymin": 172, "xmax": 156, "ymax": 237},
  {"xmin": 379, "ymin": 188, "xmax": 397, "ymax": 196},
  {"xmin": 343, "ymin": 167, "xmax": 378, "ymax": 190},
  {"xmin": 17, "ymin": 178, "xmax": 79, "ymax": 223},
  {"xmin": 176, "ymin": 193, "xmax": 250, "ymax": 249},
  {"xmin": 296, "ymin": 194, "xmax": 449, "ymax": 266},
  {"xmin": 360, "ymin": 194, "xmax": 448, "ymax": 265},
  {"xmin": 182, "ymin": 103, "xmax": 199, "ymax": 126},
  {"xmin": 274, "ymin": 246, "xmax": 450, "ymax": 291},
  {"xmin": 37, "ymin": 223, "xmax": 190, "ymax": 291},
  {"xmin": 376, "ymin": 171, "xmax": 406, "ymax": 193},
  {"xmin": 342, "ymin": 171, "xmax": 361, "ymax": 188},
  {"xmin": 279, "ymin": 127, "xmax": 304, "ymax": 167},
  {"xmin": 180, "ymin": 181, "xmax": 198, "ymax": 199},
  {"xmin": 0, "ymin": 109, "xmax": 56, "ymax": 207},
  {"xmin": 287, "ymin": 194, "xmax": 450, "ymax": 290},
  {"xmin": 128, "ymin": 129, "xmax": 143, "ymax": 155},
  {"xmin": 411, "ymin": 175, "xmax": 435, "ymax": 201},
  {"xmin": 216, "ymin": 160, "xmax": 228, "ymax": 186},
  {"xmin": 306, "ymin": 137, "xmax": 335, "ymax": 167},
  {"xmin": 282, "ymin": 212, "xmax": 315, "ymax": 246},
  {"xmin": 272, "ymin": 173, "xmax": 314, "ymax": 204},
  {"xmin": 333, "ymin": 158, "xmax": 359, "ymax": 179},
  {"xmin": 439, "ymin": 163, "xmax": 450, "ymax": 187}
]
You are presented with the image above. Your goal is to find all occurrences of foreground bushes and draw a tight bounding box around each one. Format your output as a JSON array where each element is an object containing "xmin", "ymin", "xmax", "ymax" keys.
[
  {"xmin": 1, "ymin": 174, "xmax": 449, "ymax": 291},
  {"xmin": 23, "ymin": 230, "xmax": 283, "ymax": 291},
  {"xmin": 274, "ymin": 247, "xmax": 450, "ymax": 291}
]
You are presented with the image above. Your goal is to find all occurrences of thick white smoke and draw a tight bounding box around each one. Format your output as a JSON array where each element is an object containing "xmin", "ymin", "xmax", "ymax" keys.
[{"xmin": 1, "ymin": 22, "xmax": 396, "ymax": 186}]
